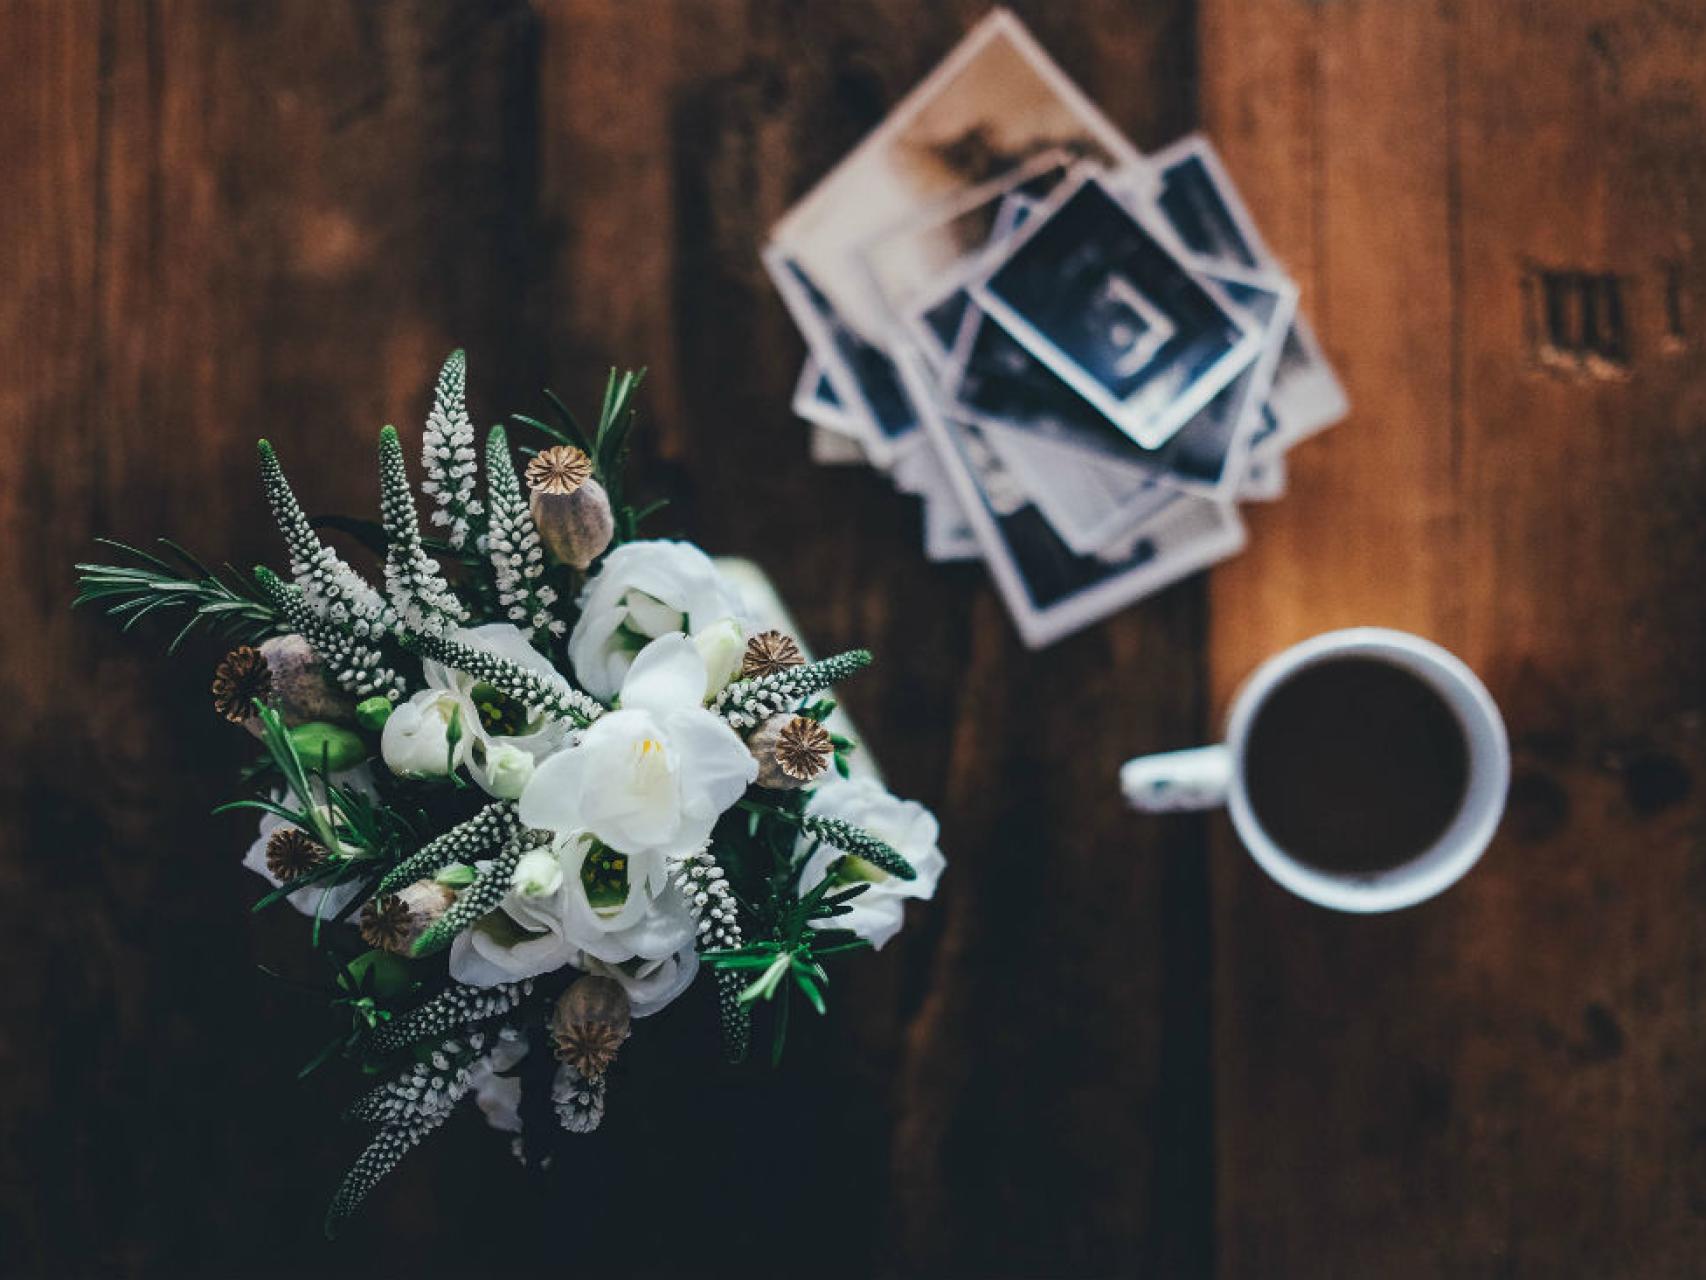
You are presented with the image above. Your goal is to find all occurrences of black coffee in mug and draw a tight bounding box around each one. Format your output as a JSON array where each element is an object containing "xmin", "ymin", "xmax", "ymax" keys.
[{"xmin": 1242, "ymin": 658, "xmax": 1470, "ymax": 875}]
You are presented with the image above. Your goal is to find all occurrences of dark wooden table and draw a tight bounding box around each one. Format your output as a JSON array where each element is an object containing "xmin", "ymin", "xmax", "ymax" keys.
[{"xmin": 3, "ymin": 2, "xmax": 1702, "ymax": 1276}]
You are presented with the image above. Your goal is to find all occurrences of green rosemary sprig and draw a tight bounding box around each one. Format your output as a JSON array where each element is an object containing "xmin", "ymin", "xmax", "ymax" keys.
[
  {"xmin": 702, "ymin": 869, "xmax": 873, "ymax": 1066},
  {"xmin": 72, "ymin": 538, "xmax": 278, "ymax": 653}
]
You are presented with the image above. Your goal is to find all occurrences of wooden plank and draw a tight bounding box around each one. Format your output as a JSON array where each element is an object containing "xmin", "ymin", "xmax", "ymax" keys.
[
  {"xmin": 531, "ymin": 3, "xmax": 1207, "ymax": 1275},
  {"xmin": 1202, "ymin": 0, "xmax": 1706, "ymax": 1272},
  {"xmin": 0, "ymin": 1, "xmax": 551, "ymax": 1272}
]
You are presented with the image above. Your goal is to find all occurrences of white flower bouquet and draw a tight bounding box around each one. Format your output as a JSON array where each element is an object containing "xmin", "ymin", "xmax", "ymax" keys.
[{"xmin": 74, "ymin": 353, "xmax": 944, "ymax": 1232}]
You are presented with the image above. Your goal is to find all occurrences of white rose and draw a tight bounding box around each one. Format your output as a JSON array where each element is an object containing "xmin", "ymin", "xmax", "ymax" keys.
[
  {"xmin": 380, "ymin": 689, "xmax": 463, "ymax": 779},
  {"xmin": 796, "ymin": 776, "xmax": 945, "ymax": 950},
  {"xmin": 541, "ymin": 830, "xmax": 698, "ymax": 964},
  {"xmin": 568, "ymin": 540, "xmax": 748, "ymax": 700}
]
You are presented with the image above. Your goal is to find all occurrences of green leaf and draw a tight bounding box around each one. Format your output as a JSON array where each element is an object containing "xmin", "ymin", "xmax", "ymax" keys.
[
  {"xmin": 770, "ymin": 982, "xmax": 792, "ymax": 1067},
  {"xmin": 792, "ymin": 966, "xmax": 827, "ymax": 1016},
  {"xmin": 73, "ymin": 538, "xmax": 278, "ymax": 653},
  {"xmin": 509, "ymin": 412, "xmax": 574, "ymax": 450}
]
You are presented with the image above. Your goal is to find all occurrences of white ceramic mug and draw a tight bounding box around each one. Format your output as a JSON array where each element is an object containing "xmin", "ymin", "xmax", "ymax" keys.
[{"xmin": 1120, "ymin": 628, "xmax": 1509, "ymax": 913}]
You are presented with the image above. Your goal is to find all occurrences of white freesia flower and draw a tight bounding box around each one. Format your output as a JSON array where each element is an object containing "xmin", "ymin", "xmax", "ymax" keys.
[
  {"xmin": 796, "ymin": 776, "xmax": 945, "ymax": 950},
  {"xmin": 568, "ymin": 540, "xmax": 748, "ymax": 700},
  {"xmin": 574, "ymin": 945, "xmax": 700, "ymax": 1017},
  {"xmin": 522, "ymin": 632, "xmax": 756, "ymax": 868},
  {"xmin": 449, "ymin": 889, "xmax": 580, "ymax": 987},
  {"xmin": 384, "ymin": 622, "xmax": 571, "ymax": 798},
  {"xmin": 447, "ymin": 860, "xmax": 700, "ymax": 1017}
]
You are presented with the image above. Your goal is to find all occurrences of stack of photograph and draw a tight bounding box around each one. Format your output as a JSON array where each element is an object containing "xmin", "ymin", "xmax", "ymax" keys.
[{"xmin": 765, "ymin": 10, "xmax": 1347, "ymax": 648}]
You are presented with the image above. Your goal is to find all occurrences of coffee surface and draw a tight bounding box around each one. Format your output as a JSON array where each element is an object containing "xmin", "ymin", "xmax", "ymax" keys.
[{"xmin": 1243, "ymin": 658, "xmax": 1469, "ymax": 875}]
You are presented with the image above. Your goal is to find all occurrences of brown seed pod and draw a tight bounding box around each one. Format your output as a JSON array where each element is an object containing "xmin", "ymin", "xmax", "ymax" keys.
[
  {"xmin": 260, "ymin": 633, "xmax": 357, "ymax": 726},
  {"xmin": 741, "ymin": 630, "xmax": 805, "ymax": 679},
  {"xmin": 748, "ymin": 713, "xmax": 835, "ymax": 790},
  {"xmin": 264, "ymin": 828, "xmax": 326, "ymax": 881},
  {"xmin": 211, "ymin": 646, "xmax": 272, "ymax": 724},
  {"xmin": 551, "ymin": 975, "xmax": 631, "ymax": 1079},
  {"xmin": 526, "ymin": 445, "xmax": 614, "ymax": 570},
  {"xmin": 359, "ymin": 880, "xmax": 455, "ymax": 956}
]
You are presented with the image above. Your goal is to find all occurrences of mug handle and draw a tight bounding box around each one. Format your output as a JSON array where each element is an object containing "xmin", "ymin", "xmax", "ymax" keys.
[{"xmin": 1120, "ymin": 745, "xmax": 1233, "ymax": 813}]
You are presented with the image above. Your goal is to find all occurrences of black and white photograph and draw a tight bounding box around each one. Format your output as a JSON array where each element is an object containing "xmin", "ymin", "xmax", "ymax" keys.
[
  {"xmin": 764, "ymin": 9, "xmax": 1147, "ymax": 460},
  {"xmin": 1238, "ymin": 452, "xmax": 1288, "ymax": 502},
  {"xmin": 948, "ymin": 262, "xmax": 1292, "ymax": 514},
  {"xmin": 903, "ymin": 352, "xmax": 1246, "ymax": 647},
  {"xmin": 1149, "ymin": 133, "xmax": 1273, "ymax": 270},
  {"xmin": 908, "ymin": 190, "xmax": 1043, "ymax": 371},
  {"xmin": 791, "ymin": 357, "xmax": 853, "ymax": 429},
  {"xmin": 983, "ymin": 419, "xmax": 1180, "ymax": 555},
  {"xmin": 1134, "ymin": 268, "xmax": 1297, "ymax": 496},
  {"xmin": 947, "ymin": 306, "xmax": 1169, "ymax": 552},
  {"xmin": 973, "ymin": 171, "xmax": 1263, "ymax": 448},
  {"xmin": 856, "ymin": 150, "xmax": 1071, "ymax": 354},
  {"xmin": 1253, "ymin": 313, "xmax": 1350, "ymax": 460},
  {"xmin": 892, "ymin": 435, "xmax": 981, "ymax": 563},
  {"xmin": 765, "ymin": 250, "xmax": 921, "ymax": 462},
  {"xmin": 1144, "ymin": 137, "xmax": 1348, "ymax": 458}
]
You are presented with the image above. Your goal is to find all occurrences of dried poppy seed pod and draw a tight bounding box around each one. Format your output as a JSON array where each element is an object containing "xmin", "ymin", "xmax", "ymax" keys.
[
  {"xmin": 748, "ymin": 713, "xmax": 835, "ymax": 790},
  {"xmin": 261, "ymin": 633, "xmax": 357, "ymax": 726},
  {"xmin": 526, "ymin": 445, "xmax": 614, "ymax": 570},
  {"xmin": 551, "ymin": 975, "xmax": 631, "ymax": 1079},
  {"xmin": 211, "ymin": 645, "xmax": 272, "ymax": 726},
  {"xmin": 359, "ymin": 880, "xmax": 455, "ymax": 956},
  {"xmin": 741, "ymin": 629, "xmax": 805, "ymax": 679},
  {"xmin": 264, "ymin": 828, "xmax": 326, "ymax": 881}
]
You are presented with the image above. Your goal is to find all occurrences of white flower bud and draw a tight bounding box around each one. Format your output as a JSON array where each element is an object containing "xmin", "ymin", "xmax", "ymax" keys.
[
  {"xmin": 692, "ymin": 616, "xmax": 747, "ymax": 699},
  {"xmin": 511, "ymin": 847, "xmax": 565, "ymax": 899},
  {"xmin": 479, "ymin": 741, "xmax": 537, "ymax": 799}
]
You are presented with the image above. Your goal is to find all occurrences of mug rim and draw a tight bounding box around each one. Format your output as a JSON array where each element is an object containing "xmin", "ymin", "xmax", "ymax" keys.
[{"xmin": 1223, "ymin": 627, "xmax": 1509, "ymax": 913}]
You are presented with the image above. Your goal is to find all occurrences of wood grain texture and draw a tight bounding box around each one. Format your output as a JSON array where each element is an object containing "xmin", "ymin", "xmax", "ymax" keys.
[
  {"xmin": 1201, "ymin": 0, "xmax": 1706, "ymax": 1275},
  {"xmin": 0, "ymin": 1, "xmax": 1701, "ymax": 1277}
]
